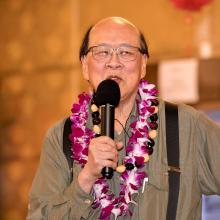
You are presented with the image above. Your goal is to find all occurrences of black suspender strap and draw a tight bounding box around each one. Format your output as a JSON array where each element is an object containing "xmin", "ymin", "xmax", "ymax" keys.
[
  {"xmin": 63, "ymin": 117, "xmax": 73, "ymax": 171},
  {"xmin": 165, "ymin": 102, "xmax": 180, "ymax": 220}
]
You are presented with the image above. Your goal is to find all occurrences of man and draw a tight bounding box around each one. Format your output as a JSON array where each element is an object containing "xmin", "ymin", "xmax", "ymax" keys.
[{"xmin": 27, "ymin": 17, "xmax": 220, "ymax": 220}]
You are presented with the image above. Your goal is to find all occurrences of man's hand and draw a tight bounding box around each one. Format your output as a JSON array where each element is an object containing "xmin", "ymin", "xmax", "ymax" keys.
[{"xmin": 78, "ymin": 136, "xmax": 123, "ymax": 193}]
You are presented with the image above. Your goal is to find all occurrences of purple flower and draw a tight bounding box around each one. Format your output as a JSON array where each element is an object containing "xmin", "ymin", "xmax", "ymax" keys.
[
  {"xmin": 71, "ymin": 104, "xmax": 81, "ymax": 113},
  {"xmin": 130, "ymin": 183, "xmax": 138, "ymax": 190},
  {"xmin": 135, "ymin": 156, "xmax": 144, "ymax": 166},
  {"xmin": 72, "ymin": 127, "xmax": 84, "ymax": 137},
  {"xmin": 68, "ymin": 80, "xmax": 158, "ymax": 220},
  {"xmin": 100, "ymin": 205, "xmax": 114, "ymax": 219},
  {"xmin": 72, "ymin": 143, "xmax": 83, "ymax": 153}
]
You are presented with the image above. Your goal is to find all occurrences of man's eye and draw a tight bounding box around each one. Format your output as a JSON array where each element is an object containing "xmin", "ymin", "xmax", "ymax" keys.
[
  {"xmin": 120, "ymin": 50, "xmax": 133, "ymax": 56},
  {"xmin": 96, "ymin": 50, "xmax": 109, "ymax": 56}
]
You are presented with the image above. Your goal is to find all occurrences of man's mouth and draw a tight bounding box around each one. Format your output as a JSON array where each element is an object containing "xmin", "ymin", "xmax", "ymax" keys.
[{"xmin": 107, "ymin": 75, "xmax": 122, "ymax": 83}]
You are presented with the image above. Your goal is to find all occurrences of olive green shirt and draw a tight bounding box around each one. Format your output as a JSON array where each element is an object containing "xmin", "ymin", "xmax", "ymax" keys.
[{"xmin": 27, "ymin": 100, "xmax": 220, "ymax": 220}]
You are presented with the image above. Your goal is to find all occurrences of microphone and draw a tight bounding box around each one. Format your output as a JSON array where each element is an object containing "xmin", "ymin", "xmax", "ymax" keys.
[{"xmin": 95, "ymin": 79, "xmax": 120, "ymax": 179}]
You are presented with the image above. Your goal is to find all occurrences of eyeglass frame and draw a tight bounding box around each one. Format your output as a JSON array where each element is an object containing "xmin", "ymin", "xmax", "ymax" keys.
[{"xmin": 85, "ymin": 44, "xmax": 146, "ymax": 62}]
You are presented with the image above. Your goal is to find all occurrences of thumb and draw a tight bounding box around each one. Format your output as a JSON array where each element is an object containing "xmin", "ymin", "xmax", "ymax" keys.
[{"xmin": 116, "ymin": 141, "xmax": 123, "ymax": 150}]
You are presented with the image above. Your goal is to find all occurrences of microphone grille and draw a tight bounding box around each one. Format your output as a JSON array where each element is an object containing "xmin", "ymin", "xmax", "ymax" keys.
[{"xmin": 95, "ymin": 79, "xmax": 120, "ymax": 107}]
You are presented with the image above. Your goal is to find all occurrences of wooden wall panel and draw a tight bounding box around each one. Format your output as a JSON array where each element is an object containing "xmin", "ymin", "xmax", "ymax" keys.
[
  {"xmin": 0, "ymin": 0, "xmax": 219, "ymax": 219},
  {"xmin": 0, "ymin": 1, "xmax": 82, "ymax": 219}
]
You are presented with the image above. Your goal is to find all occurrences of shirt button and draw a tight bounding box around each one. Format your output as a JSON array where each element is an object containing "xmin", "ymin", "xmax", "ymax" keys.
[{"xmin": 84, "ymin": 199, "xmax": 91, "ymax": 204}]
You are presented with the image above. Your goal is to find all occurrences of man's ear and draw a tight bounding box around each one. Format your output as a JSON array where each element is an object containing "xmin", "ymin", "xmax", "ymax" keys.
[
  {"xmin": 81, "ymin": 57, "xmax": 89, "ymax": 81},
  {"xmin": 141, "ymin": 55, "xmax": 147, "ymax": 79}
]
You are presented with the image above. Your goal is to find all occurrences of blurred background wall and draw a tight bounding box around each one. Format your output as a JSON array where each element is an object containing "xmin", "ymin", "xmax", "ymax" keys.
[{"xmin": 0, "ymin": 0, "xmax": 219, "ymax": 219}]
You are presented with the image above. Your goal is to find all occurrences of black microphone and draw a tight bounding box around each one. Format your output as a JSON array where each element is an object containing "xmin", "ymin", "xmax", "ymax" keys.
[{"xmin": 95, "ymin": 79, "xmax": 120, "ymax": 179}]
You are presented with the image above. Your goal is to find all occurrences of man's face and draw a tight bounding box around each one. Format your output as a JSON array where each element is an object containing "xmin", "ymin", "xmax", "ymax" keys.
[{"xmin": 82, "ymin": 19, "xmax": 147, "ymax": 103}]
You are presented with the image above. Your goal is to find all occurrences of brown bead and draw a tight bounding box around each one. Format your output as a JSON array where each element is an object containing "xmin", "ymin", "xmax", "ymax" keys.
[
  {"xmin": 150, "ymin": 114, "xmax": 158, "ymax": 122},
  {"xmin": 153, "ymin": 106, "xmax": 159, "ymax": 114},
  {"xmin": 92, "ymin": 111, "xmax": 100, "ymax": 118},
  {"xmin": 149, "ymin": 130, "xmax": 157, "ymax": 139},
  {"xmin": 93, "ymin": 117, "xmax": 101, "ymax": 125},
  {"xmin": 91, "ymin": 104, "xmax": 98, "ymax": 112},
  {"xmin": 148, "ymin": 148, "xmax": 154, "ymax": 155},
  {"xmin": 125, "ymin": 163, "xmax": 135, "ymax": 170},
  {"xmin": 93, "ymin": 125, "xmax": 100, "ymax": 134},
  {"xmin": 151, "ymin": 99, "xmax": 159, "ymax": 106},
  {"xmin": 143, "ymin": 153, "xmax": 149, "ymax": 162},
  {"xmin": 116, "ymin": 165, "xmax": 126, "ymax": 173},
  {"xmin": 149, "ymin": 122, "xmax": 158, "ymax": 130}
]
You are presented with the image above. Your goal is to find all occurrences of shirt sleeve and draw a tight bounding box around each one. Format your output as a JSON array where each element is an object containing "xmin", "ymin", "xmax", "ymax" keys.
[
  {"xmin": 27, "ymin": 120, "xmax": 95, "ymax": 220},
  {"xmin": 196, "ymin": 112, "xmax": 220, "ymax": 195}
]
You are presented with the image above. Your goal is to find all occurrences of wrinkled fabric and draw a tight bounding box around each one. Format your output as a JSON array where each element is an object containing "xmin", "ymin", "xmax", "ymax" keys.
[{"xmin": 27, "ymin": 100, "xmax": 220, "ymax": 220}]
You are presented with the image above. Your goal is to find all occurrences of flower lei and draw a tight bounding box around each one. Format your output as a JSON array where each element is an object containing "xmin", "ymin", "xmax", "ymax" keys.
[{"xmin": 69, "ymin": 79, "xmax": 158, "ymax": 220}]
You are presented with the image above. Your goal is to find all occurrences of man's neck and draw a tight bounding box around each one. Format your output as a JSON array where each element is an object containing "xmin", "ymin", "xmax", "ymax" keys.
[{"xmin": 114, "ymin": 94, "xmax": 136, "ymax": 131}]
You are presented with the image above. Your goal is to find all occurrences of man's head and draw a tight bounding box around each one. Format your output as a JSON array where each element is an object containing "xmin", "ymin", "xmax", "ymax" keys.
[
  {"xmin": 79, "ymin": 20, "xmax": 149, "ymax": 61},
  {"xmin": 80, "ymin": 17, "xmax": 149, "ymax": 103}
]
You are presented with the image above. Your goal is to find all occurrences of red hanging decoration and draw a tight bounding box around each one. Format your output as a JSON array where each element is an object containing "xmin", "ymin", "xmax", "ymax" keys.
[{"xmin": 170, "ymin": 0, "xmax": 213, "ymax": 11}]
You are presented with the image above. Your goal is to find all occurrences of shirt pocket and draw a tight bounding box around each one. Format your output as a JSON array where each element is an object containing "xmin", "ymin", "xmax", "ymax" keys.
[
  {"xmin": 146, "ymin": 169, "xmax": 169, "ymax": 191},
  {"xmin": 137, "ymin": 170, "xmax": 168, "ymax": 220}
]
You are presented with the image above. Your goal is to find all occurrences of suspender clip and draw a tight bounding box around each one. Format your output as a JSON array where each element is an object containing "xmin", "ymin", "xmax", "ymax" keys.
[{"xmin": 168, "ymin": 166, "xmax": 181, "ymax": 173}]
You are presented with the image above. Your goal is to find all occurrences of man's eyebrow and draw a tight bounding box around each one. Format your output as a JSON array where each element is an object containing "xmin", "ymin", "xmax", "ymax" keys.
[
  {"xmin": 90, "ymin": 43, "xmax": 109, "ymax": 47},
  {"xmin": 90, "ymin": 43, "xmax": 139, "ymax": 47}
]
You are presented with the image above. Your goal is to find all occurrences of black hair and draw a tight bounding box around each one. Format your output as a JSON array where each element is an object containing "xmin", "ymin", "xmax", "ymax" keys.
[
  {"xmin": 79, "ymin": 25, "xmax": 93, "ymax": 61},
  {"xmin": 79, "ymin": 26, "xmax": 149, "ymax": 61},
  {"xmin": 139, "ymin": 31, "xmax": 149, "ymax": 58}
]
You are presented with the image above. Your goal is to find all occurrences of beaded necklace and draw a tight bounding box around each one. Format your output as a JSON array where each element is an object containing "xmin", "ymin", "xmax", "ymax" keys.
[{"xmin": 69, "ymin": 79, "xmax": 158, "ymax": 219}]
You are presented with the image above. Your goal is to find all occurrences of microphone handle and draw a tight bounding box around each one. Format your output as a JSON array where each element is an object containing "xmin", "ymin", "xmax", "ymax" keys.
[{"xmin": 100, "ymin": 104, "xmax": 115, "ymax": 179}]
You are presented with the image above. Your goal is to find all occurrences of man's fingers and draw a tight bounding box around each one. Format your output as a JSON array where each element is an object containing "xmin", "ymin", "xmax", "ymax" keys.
[
  {"xmin": 92, "ymin": 136, "xmax": 116, "ymax": 147},
  {"xmin": 116, "ymin": 141, "xmax": 123, "ymax": 150},
  {"xmin": 94, "ymin": 151, "xmax": 118, "ymax": 162}
]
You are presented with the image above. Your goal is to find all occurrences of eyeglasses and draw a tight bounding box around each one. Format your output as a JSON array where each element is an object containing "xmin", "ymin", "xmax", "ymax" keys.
[{"xmin": 86, "ymin": 45, "xmax": 144, "ymax": 62}]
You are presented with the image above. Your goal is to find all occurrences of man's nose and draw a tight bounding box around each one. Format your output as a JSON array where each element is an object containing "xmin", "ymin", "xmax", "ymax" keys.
[{"xmin": 105, "ymin": 51, "xmax": 123, "ymax": 69}]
